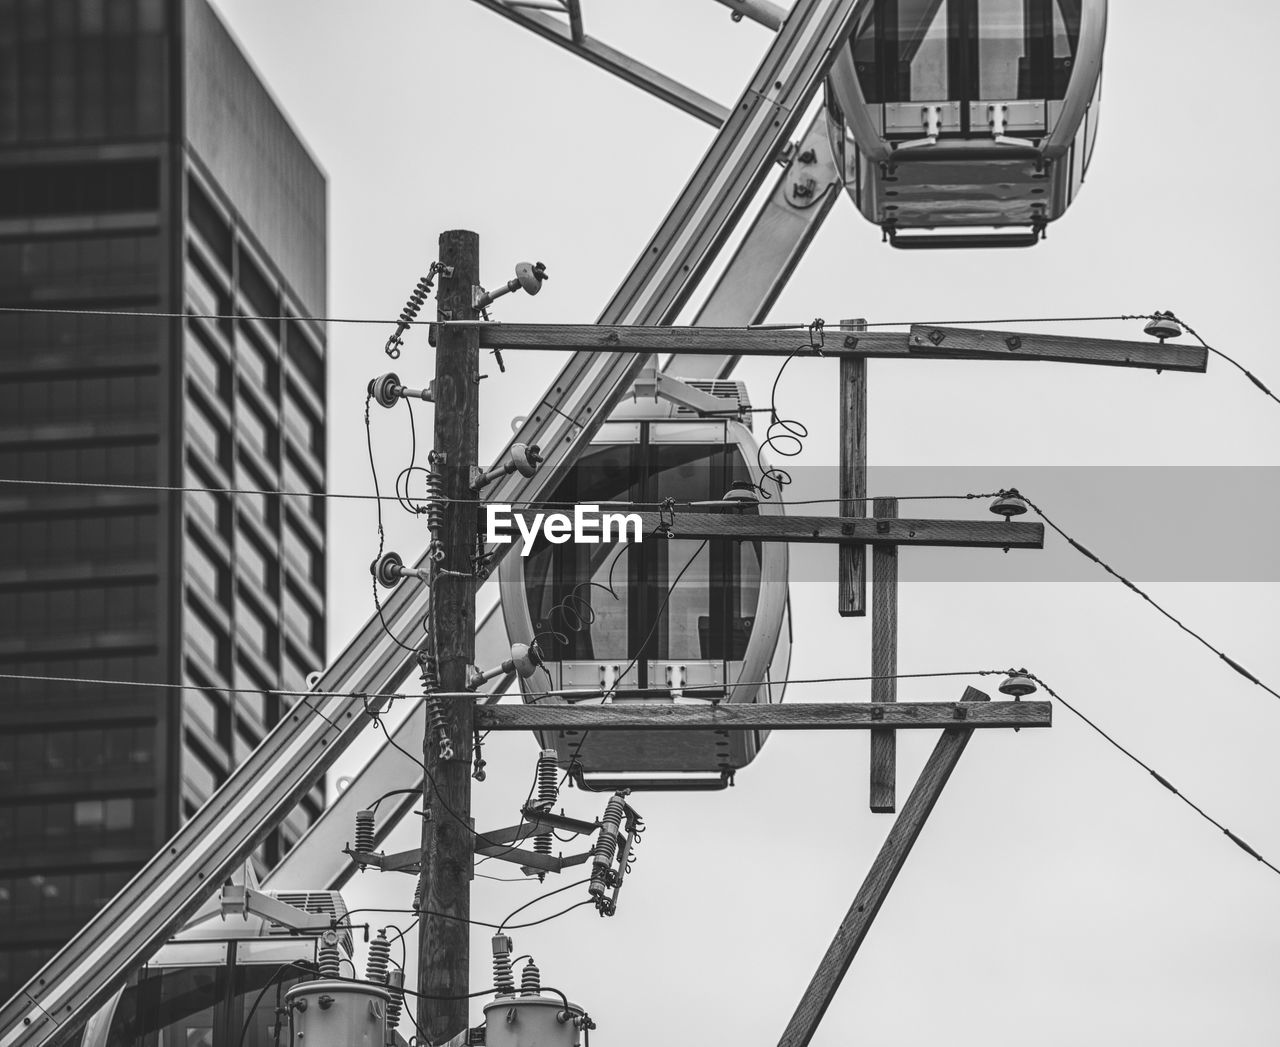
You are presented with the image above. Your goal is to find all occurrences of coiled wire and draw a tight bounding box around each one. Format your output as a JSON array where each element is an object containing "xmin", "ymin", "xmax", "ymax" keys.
[{"xmin": 754, "ymin": 323, "xmax": 824, "ymax": 500}]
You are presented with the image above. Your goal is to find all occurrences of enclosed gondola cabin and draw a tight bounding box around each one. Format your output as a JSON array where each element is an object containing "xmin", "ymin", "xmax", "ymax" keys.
[
  {"xmin": 498, "ymin": 377, "xmax": 791, "ymax": 791},
  {"xmin": 826, "ymin": 0, "xmax": 1107, "ymax": 246}
]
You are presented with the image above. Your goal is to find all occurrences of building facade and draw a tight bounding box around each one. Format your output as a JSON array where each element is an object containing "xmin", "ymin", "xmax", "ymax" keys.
[{"xmin": 0, "ymin": 0, "xmax": 328, "ymax": 1001}]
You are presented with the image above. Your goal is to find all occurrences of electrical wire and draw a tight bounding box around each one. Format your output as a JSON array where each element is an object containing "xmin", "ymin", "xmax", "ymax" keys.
[
  {"xmin": 1026, "ymin": 671, "xmax": 1280, "ymax": 878},
  {"xmin": 0, "ymin": 667, "xmax": 1009, "ymax": 701},
  {"xmin": 364, "ymin": 390, "xmax": 419, "ymax": 653},
  {"xmin": 851, "ymin": 313, "xmax": 1149, "ymax": 328},
  {"xmin": 236, "ymin": 962, "xmax": 299, "ymax": 1047},
  {"xmin": 392, "ymin": 397, "xmax": 434, "ymax": 515},
  {"xmin": 753, "ymin": 320, "xmax": 826, "ymax": 499},
  {"xmin": 385, "ymin": 916, "xmax": 418, "ymax": 970},
  {"xmin": 366, "ymin": 788, "xmax": 421, "ymax": 812},
  {"xmin": 363, "ymin": 707, "xmax": 548, "ymax": 865},
  {"xmin": 1165, "ymin": 311, "xmax": 1279, "ymax": 408},
  {"xmin": 0, "ymin": 473, "xmax": 1006, "ymax": 510},
  {"xmin": 528, "ymin": 534, "xmax": 630, "ymax": 652},
  {"xmin": 336, "ymin": 903, "xmax": 591, "ymax": 934},
  {"xmin": 0, "ymin": 302, "xmax": 1151, "ymax": 330},
  {"xmin": 1016, "ymin": 491, "xmax": 1280, "ymax": 702},
  {"xmin": 498, "ymin": 877, "xmax": 592, "ymax": 931}
]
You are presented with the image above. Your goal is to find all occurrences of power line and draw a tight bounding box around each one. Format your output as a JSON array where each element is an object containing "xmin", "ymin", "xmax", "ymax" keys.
[
  {"xmin": 1027, "ymin": 671, "xmax": 1280, "ymax": 878},
  {"xmin": 364, "ymin": 704, "xmax": 557, "ymax": 869},
  {"xmin": 498, "ymin": 877, "xmax": 592, "ymax": 932},
  {"xmin": 0, "ymin": 474, "xmax": 1003, "ymax": 509},
  {"xmin": 856, "ymin": 313, "xmax": 1150, "ymax": 328},
  {"xmin": 1017, "ymin": 491, "xmax": 1280, "ymax": 702},
  {"xmin": 1166, "ymin": 311, "xmax": 1280, "ymax": 409},
  {"xmin": 0, "ymin": 304, "xmax": 408, "ymax": 326},
  {"xmin": 0, "ymin": 303, "xmax": 1156, "ymax": 330},
  {"xmin": 0, "ymin": 668, "xmax": 1007, "ymax": 700},
  {"xmin": 364, "ymin": 389, "xmax": 421, "ymax": 654}
]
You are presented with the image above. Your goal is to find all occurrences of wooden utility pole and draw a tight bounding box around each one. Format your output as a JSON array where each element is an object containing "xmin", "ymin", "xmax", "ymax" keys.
[
  {"xmin": 869, "ymin": 495, "xmax": 898, "ymax": 812},
  {"xmin": 777, "ymin": 687, "xmax": 989, "ymax": 1047},
  {"xmin": 837, "ymin": 318, "xmax": 868, "ymax": 616},
  {"xmin": 419, "ymin": 230, "xmax": 480, "ymax": 1043}
]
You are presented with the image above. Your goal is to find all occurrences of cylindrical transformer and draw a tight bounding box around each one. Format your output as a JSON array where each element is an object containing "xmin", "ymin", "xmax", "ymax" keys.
[
  {"xmin": 481, "ymin": 996, "xmax": 588, "ymax": 1047},
  {"xmin": 285, "ymin": 979, "xmax": 390, "ymax": 1047}
]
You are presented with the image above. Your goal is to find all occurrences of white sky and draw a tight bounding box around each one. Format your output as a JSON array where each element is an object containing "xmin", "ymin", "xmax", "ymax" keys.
[{"xmin": 210, "ymin": 2, "xmax": 1279, "ymax": 1044}]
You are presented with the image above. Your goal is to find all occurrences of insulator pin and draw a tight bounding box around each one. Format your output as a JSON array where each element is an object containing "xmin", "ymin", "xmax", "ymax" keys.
[
  {"xmin": 520, "ymin": 959, "xmax": 541, "ymax": 996},
  {"xmin": 385, "ymin": 969, "xmax": 404, "ymax": 1041},
  {"xmin": 532, "ymin": 749, "xmax": 559, "ymax": 862},
  {"xmin": 491, "ymin": 933, "xmax": 515, "ymax": 996},
  {"xmin": 354, "ymin": 809, "xmax": 376, "ymax": 855},
  {"xmin": 589, "ymin": 793, "xmax": 628, "ymax": 900},
  {"xmin": 317, "ymin": 938, "xmax": 342, "ymax": 978},
  {"xmin": 366, "ymin": 930, "xmax": 391, "ymax": 983}
]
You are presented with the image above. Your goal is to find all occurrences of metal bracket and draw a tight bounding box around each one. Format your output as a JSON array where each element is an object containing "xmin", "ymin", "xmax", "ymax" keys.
[
  {"xmin": 219, "ymin": 885, "xmax": 335, "ymax": 932},
  {"xmin": 342, "ymin": 846, "xmax": 422, "ymax": 875},
  {"xmin": 633, "ymin": 368, "xmax": 739, "ymax": 417}
]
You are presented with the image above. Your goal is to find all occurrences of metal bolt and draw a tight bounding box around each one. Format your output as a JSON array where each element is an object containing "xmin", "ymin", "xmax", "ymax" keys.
[{"xmin": 791, "ymin": 177, "xmax": 817, "ymax": 199}]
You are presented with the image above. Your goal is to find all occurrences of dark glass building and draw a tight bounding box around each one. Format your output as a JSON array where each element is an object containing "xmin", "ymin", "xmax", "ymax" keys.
[{"xmin": 0, "ymin": 0, "xmax": 328, "ymax": 1001}]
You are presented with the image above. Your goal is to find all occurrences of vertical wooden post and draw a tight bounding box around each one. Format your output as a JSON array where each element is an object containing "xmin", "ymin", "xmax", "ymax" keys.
[
  {"xmin": 837, "ymin": 318, "xmax": 867, "ymax": 617},
  {"xmin": 870, "ymin": 495, "xmax": 898, "ymax": 813},
  {"xmin": 776, "ymin": 687, "xmax": 989, "ymax": 1047},
  {"xmin": 419, "ymin": 230, "xmax": 480, "ymax": 1043}
]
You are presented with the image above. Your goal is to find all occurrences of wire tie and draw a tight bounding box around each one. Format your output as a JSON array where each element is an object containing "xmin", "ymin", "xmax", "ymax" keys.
[
  {"xmin": 1225, "ymin": 830, "xmax": 1264, "ymax": 862},
  {"xmin": 1220, "ymin": 653, "xmax": 1261, "ymax": 686}
]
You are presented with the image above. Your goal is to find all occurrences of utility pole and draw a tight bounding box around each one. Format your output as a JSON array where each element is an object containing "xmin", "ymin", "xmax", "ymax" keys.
[{"xmin": 419, "ymin": 230, "xmax": 480, "ymax": 1044}]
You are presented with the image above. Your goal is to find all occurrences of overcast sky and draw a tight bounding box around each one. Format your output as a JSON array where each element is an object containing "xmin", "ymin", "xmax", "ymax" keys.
[{"xmin": 210, "ymin": 2, "xmax": 1279, "ymax": 1043}]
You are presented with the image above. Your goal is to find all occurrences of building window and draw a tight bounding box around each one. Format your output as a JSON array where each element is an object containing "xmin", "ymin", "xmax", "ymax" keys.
[
  {"xmin": 185, "ymin": 321, "xmax": 231, "ymax": 404},
  {"xmin": 186, "ymin": 596, "xmax": 231, "ymax": 679},
  {"xmin": 0, "ymin": 159, "xmax": 160, "ymax": 218},
  {"xmin": 236, "ymin": 246, "xmax": 279, "ymax": 320},
  {"xmin": 187, "ymin": 177, "xmax": 232, "ymax": 269},
  {"xmin": 284, "ymin": 510, "xmax": 323, "ymax": 590},
  {"xmin": 185, "ymin": 525, "xmax": 230, "ymax": 609},
  {"xmin": 236, "ymin": 529, "xmax": 279, "ymax": 602},
  {"xmin": 0, "ymin": 233, "xmax": 160, "ymax": 302},
  {"xmin": 186, "ymin": 248, "xmax": 232, "ymax": 336},
  {"xmin": 285, "ymin": 380, "xmax": 324, "ymax": 460},
  {"xmin": 237, "ymin": 397, "xmax": 279, "ymax": 468},
  {"xmin": 283, "ymin": 447, "xmax": 322, "ymax": 527},
  {"xmin": 185, "ymin": 454, "xmax": 231, "ymax": 540},
  {"xmin": 285, "ymin": 319, "xmax": 324, "ymax": 396},
  {"xmin": 235, "ymin": 593, "xmax": 277, "ymax": 667},
  {"xmin": 283, "ymin": 579, "xmax": 322, "ymax": 658},
  {"xmin": 186, "ymin": 389, "xmax": 231, "ymax": 473}
]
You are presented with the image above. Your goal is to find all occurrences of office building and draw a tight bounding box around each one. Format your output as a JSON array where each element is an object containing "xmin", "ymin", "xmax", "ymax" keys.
[{"xmin": 0, "ymin": 0, "xmax": 328, "ymax": 1000}]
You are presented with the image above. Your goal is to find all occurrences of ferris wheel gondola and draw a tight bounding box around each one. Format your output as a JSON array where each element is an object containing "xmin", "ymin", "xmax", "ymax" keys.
[
  {"xmin": 826, "ymin": 0, "xmax": 1107, "ymax": 247},
  {"xmin": 498, "ymin": 375, "xmax": 791, "ymax": 791}
]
